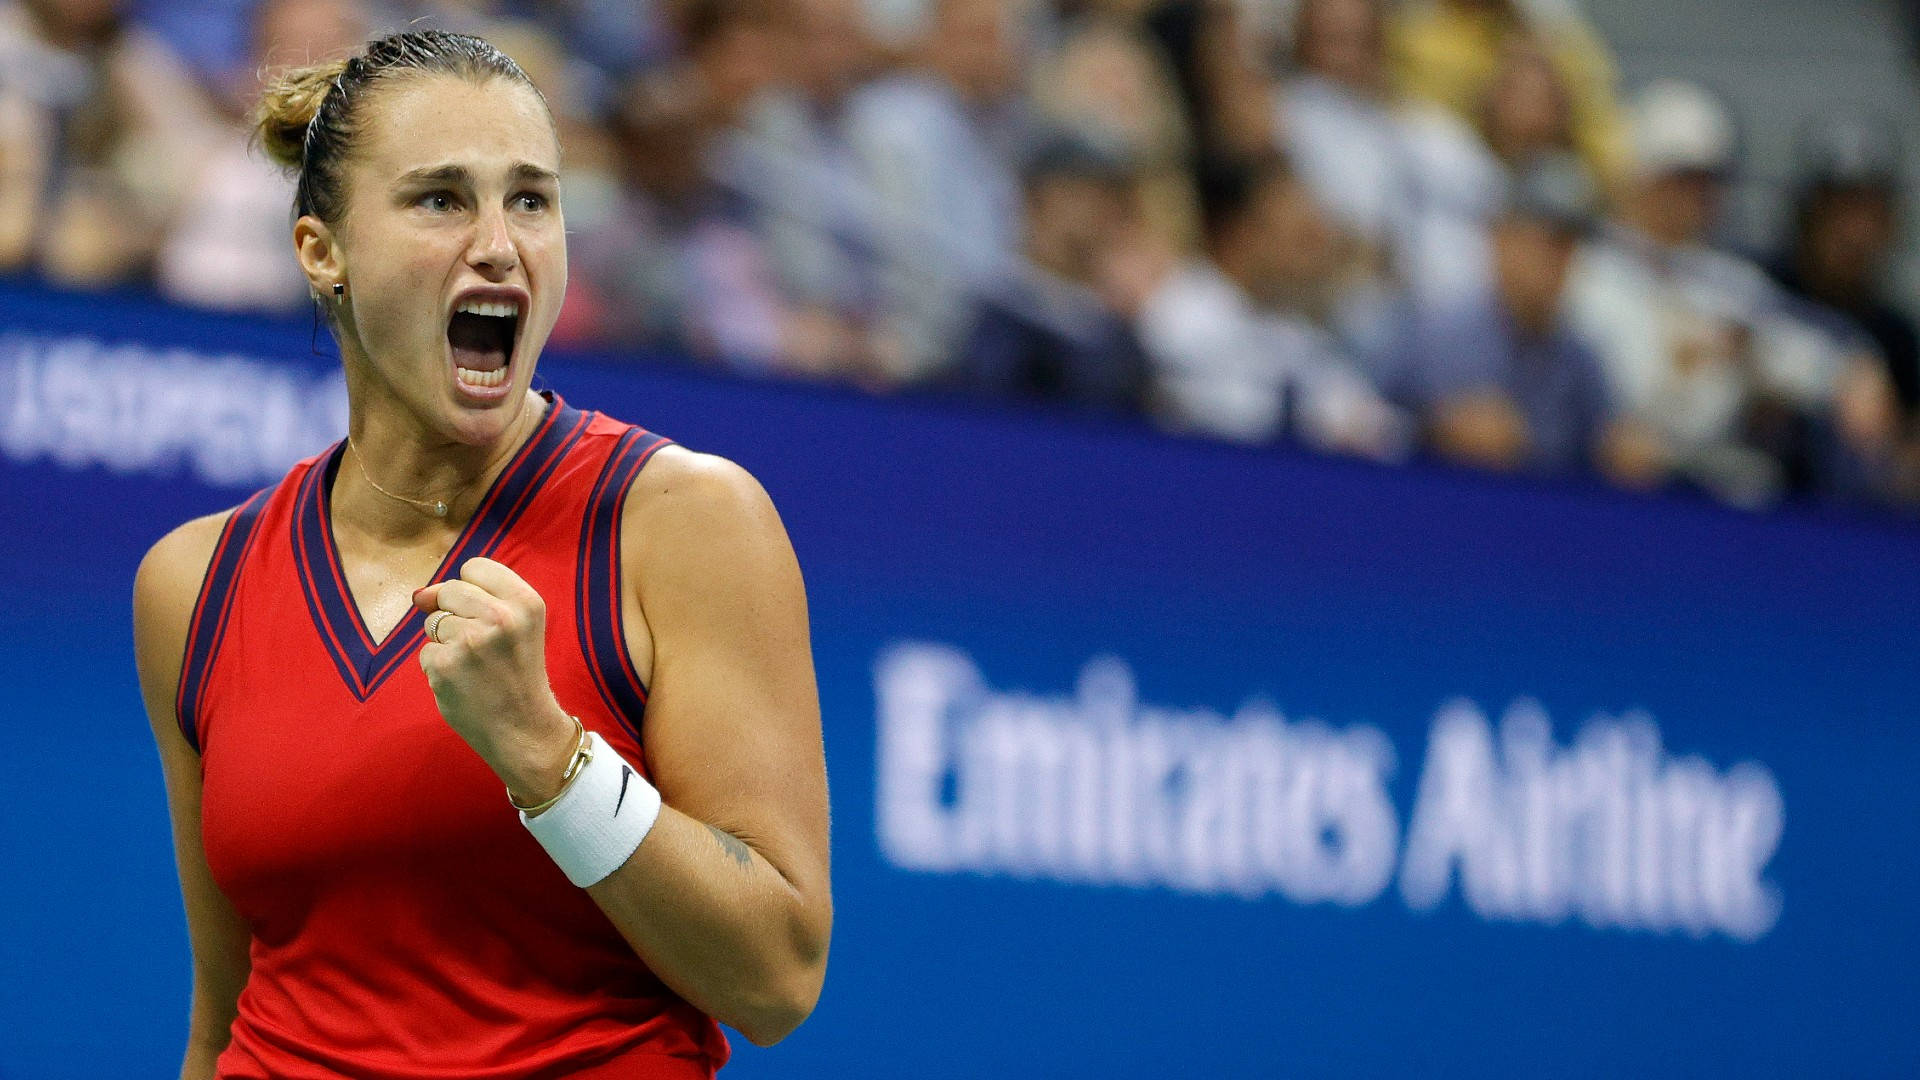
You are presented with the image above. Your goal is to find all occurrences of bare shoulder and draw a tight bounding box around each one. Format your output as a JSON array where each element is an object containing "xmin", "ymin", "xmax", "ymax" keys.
[
  {"xmin": 620, "ymin": 446, "xmax": 789, "ymax": 561},
  {"xmin": 617, "ymin": 445, "xmax": 805, "ymax": 625},
  {"xmin": 623, "ymin": 445, "xmax": 779, "ymax": 525},
  {"xmin": 135, "ymin": 510, "xmax": 236, "ymax": 632},
  {"xmin": 133, "ymin": 509, "xmax": 241, "ymax": 731}
]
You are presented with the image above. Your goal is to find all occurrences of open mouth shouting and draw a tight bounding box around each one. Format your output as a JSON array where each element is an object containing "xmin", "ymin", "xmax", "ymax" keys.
[{"xmin": 446, "ymin": 287, "xmax": 525, "ymax": 400}]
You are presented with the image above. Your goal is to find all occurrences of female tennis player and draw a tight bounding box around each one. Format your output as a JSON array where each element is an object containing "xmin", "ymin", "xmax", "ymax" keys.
[{"xmin": 131, "ymin": 30, "xmax": 830, "ymax": 1079}]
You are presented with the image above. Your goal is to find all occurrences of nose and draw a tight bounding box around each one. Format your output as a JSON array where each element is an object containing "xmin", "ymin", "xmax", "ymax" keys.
[{"xmin": 466, "ymin": 206, "xmax": 518, "ymax": 279}]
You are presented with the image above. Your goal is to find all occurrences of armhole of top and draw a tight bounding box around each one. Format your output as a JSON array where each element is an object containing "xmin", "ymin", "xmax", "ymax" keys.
[
  {"xmin": 172, "ymin": 488, "xmax": 272, "ymax": 754},
  {"xmin": 576, "ymin": 429, "xmax": 674, "ymax": 746}
]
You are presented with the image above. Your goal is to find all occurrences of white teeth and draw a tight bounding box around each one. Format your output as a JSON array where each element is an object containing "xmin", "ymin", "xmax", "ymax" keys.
[
  {"xmin": 456, "ymin": 365, "xmax": 508, "ymax": 387},
  {"xmin": 456, "ymin": 298, "xmax": 522, "ymax": 318}
]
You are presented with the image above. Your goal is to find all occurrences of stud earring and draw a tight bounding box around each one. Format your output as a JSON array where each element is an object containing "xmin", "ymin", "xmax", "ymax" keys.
[{"xmin": 332, "ymin": 282, "xmax": 345, "ymax": 299}]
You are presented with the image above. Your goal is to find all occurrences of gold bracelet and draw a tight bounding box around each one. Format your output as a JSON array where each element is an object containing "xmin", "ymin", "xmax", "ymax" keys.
[{"xmin": 508, "ymin": 714, "xmax": 593, "ymax": 815}]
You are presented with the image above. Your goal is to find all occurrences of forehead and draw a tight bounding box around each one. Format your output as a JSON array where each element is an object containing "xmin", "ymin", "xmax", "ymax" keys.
[{"xmin": 354, "ymin": 74, "xmax": 558, "ymax": 180}]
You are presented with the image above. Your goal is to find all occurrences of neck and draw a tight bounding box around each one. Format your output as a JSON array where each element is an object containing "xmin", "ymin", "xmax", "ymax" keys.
[
  {"xmin": 1625, "ymin": 196, "xmax": 1688, "ymax": 250},
  {"xmin": 332, "ymin": 389, "xmax": 549, "ymax": 545},
  {"xmin": 1215, "ymin": 246, "xmax": 1257, "ymax": 298}
]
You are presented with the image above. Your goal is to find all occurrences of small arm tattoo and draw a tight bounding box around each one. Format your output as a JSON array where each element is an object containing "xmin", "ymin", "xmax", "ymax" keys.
[{"xmin": 707, "ymin": 824, "xmax": 753, "ymax": 869}]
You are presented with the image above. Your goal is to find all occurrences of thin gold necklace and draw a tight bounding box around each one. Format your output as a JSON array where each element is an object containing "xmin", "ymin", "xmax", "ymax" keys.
[
  {"xmin": 343, "ymin": 401, "xmax": 542, "ymax": 520},
  {"xmin": 345, "ymin": 437, "xmax": 450, "ymax": 517}
]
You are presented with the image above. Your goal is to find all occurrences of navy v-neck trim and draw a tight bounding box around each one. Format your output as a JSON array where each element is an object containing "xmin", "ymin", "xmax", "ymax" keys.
[{"xmin": 292, "ymin": 394, "xmax": 591, "ymax": 702}]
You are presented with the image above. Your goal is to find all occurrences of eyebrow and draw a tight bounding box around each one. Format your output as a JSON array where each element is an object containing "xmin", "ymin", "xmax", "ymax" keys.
[{"xmin": 394, "ymin": 162, "xmax": 560, "ymax": 187}]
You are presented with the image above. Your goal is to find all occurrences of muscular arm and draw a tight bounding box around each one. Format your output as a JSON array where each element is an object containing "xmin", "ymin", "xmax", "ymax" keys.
[
  {"xmin": 133, "ymin": 513, "xmax": 255, "ymax": 1079},
  {"xmin": 583, "ymin": 450, "xmax": 832, "ymax": 1046}
]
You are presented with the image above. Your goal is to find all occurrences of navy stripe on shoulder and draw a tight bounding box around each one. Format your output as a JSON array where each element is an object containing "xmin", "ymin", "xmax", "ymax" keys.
[
  {"xmin": 576, "ymin": 429, "xmax": 673, "ymax": 743},
  {"xmin": 174, "ymin": 487, "xmax": 273, "ymax": 754}
]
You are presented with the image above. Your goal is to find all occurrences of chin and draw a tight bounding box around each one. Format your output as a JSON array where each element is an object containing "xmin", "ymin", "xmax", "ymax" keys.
[{"xmin": 438, "ymin": 383, "xmax": 535, "ymax": 445}]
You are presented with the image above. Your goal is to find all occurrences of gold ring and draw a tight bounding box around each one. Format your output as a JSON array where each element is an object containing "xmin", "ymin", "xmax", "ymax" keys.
[{"xmin": 425, "ymin": 609, "xmax": 451, "ymax": 644}]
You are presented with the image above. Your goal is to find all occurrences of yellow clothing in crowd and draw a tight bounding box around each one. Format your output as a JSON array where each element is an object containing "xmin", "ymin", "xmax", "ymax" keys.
[{"xmin": 1389, "ymin": 0, "xmax": 1629, "ymax": 194}]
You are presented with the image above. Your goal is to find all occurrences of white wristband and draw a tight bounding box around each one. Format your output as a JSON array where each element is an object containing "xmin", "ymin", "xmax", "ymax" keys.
[{"xmin": 520, "ymin": 730, "xmax": 662, "ymax": 887}]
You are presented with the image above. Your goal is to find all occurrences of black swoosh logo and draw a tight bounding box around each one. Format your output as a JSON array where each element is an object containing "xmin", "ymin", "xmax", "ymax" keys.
[{"xmin": 615, "ymin": 764, "xmax": 633, "ymax": 816}]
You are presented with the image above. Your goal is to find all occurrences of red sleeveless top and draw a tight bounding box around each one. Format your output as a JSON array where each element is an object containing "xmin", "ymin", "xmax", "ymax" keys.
[{"xmin": 180, "ymin": 394, "xmax": 729, "ymax": 1078}]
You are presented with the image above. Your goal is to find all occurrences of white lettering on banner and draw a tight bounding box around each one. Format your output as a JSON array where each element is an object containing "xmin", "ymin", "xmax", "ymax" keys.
[
  {"xmin": 877, "ymin": 644, "xmax": 1401, "ymax": 906},
  {"xmin": 1398, "ymin": 700, "xmax": 1783, "ymax": 939},
  {"xmin": 0, "ymin": 332, "xmax": 345, "ymax": 488},
  {"xmin": 874, "ymin": 642, "xmax": 1784, "ymax": 941}
]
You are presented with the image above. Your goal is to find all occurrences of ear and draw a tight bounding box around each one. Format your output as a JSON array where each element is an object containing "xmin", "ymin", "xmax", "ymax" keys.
[{"xmin": 294, "ymin": 215, "xmax": 345, "ymax": 297}]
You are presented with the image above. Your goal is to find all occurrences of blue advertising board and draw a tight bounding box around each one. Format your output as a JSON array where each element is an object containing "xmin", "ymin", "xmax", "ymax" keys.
[{"xmin": 2, "ymin": 278, "xmax": 1917, "ymax": 1077}]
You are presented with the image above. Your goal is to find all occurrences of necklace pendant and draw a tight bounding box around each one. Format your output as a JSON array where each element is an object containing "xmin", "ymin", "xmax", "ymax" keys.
[{"xmin": 431, "ymin": 500, "xmax": 449, "ymax": 517}]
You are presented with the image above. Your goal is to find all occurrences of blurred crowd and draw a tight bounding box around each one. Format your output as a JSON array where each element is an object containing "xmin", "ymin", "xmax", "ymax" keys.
[{"xmin": 5, "ymin": 0, "xmax": 1920, "ymax": 509}]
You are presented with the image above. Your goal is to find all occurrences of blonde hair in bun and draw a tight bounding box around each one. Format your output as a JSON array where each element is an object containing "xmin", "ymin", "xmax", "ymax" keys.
[{"xmin": 252, "ymin": 58, "xmax": 350, "ymax": 172}]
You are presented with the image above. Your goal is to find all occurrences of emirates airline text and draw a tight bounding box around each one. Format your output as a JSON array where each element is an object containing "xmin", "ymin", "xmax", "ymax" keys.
[{"xmin": 876, "ymin": 643, "xmax": 1783, "ymax": 941}]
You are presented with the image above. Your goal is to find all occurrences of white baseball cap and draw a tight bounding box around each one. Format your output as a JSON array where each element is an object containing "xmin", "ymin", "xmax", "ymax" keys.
[{"xmin": 1630, "ymin": 79, "xmax": 1736, "ymax": 178}]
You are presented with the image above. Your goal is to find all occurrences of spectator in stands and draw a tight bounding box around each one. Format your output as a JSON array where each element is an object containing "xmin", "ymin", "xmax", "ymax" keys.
[
  {"xmin": 712, "ymin": 0, "xmax": 890, "ymax": 382},
  {"xmin": 681, "ymin": 0, "xmax": 778, "ymax": 132},
  {"xmin": 155, "ymin": 0, "xmax": 365, "ymax": 312},
  {"xmin": 1273, "ymin": 0, "xmax": 1421, "ymax": 364},
  {"xmin": 1145, "ymin": 0, "xmax": 1275, "ymax": 168},
  {"xmin": 1477, "ymin": 37, "xmax": 1576, "ymax": 168},
  {"xmin": 1564, "ymin": 80, "xmax": 1769, "ymax": 501},
  {"xmin": 1389, "ymin": 0, "xmax": 1625, "ymax": 195},
  {"xmin": 1135, "ymin": 152, "xmax": 1407, "ymax": 458},
  {"xmin": 1278, "ymin": 0, "xmax": 1410, "ymax": 269},
  {"xmin": 1567, "ymin": 80, "xmax": 1897, "ymax": 506},
  {"xmin": 1029, "ymin": 16, "xmax": 1198, "ymax": 260},
  {"xmin": 1398, "ymin": 34, "xmax": 1580, "ymax": 306},
  {"xmin": 1387, "ymin": 153, "xmax": 1651, "ymax": 479},
  {"xmin": 1032, "ymin": 17, "xmax": 1190, "ymax": 174},
  {"xmin": 566, "ymin": 66, "xmax": 796, "ymax": 367},
  {"xmin": 0, "ymin": 0, "xmax": 222, "ymax": 285},
  {"xmin": 1767, "ymin": 118, "xmax": 1920, "ymax": 502},
  {"xmin": 844, "ymin": 0, "xmax": 1030, "ymax": 383},
  {"xmin": 955, "ymin": 132, "xmax": 1149, "ymax": 411}
]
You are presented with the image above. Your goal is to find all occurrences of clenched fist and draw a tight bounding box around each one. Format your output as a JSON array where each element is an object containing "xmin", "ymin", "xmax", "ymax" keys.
[{"xmin": 413, "ymin": 556, "xmax": 576, "ymax": 804}]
